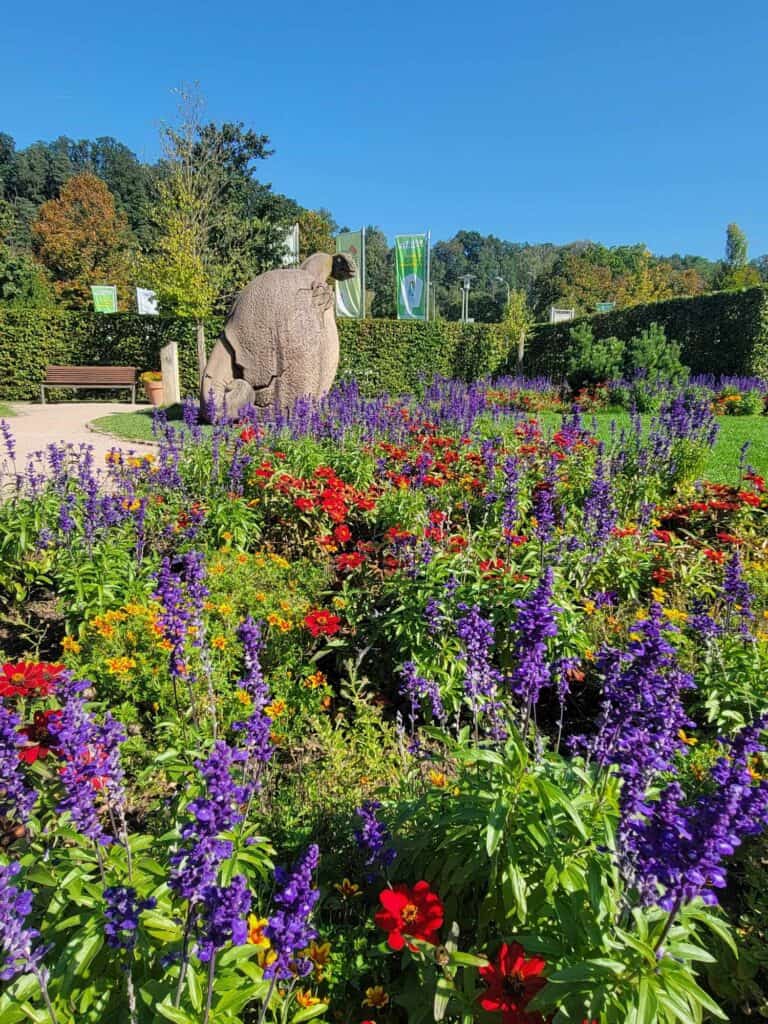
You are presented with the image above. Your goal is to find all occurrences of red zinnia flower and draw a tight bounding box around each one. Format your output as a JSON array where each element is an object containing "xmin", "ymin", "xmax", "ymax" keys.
[
  {"xmin": 239, "ymin": 426, "xmax": 257, "ymax": 443},
  {"xmin": 738, "ymin": 491, "xmax": 761, "ymax": 507},
  {"xmin": 18, "ymin": 709, "xmax": 61, "ymax": 764},
  {"xmin": 335, "ymin": 552, "xmax": 365, "ymax": 571},
  {"xmin": 304, "ymin": 609, "xmax": 342, "ymax": 637},
  {"xmin": 651, "ymin": 567, "xmax": 673, "ymax": 584},
  {"xmin": 375, "ymin": 881, "xmax": 444, "ymax": 951},
  {"xmin": 0, "ymin": 662, "xmax": 64, "ymax": 699},
  {"xmin": 294, "ymin": 497, "xmax": 315, "ymax": 512},
  {"xmin": 716, "ymin": 532, "xmax": 741, "ymax": 545},
  {"xmin": 478, "ymin": 942, "xmax": 548, "ymax": 1024},
  {"xmin": 333, "ymin": 524, "xmax": 352, "ymax": 544},
  {"xmin": 704, "ymin": 548, "xmax": 726, "ymax": 564},
  {"xmin": 652, "ymin": 529, "xmax": 673, "ymax": 544}
]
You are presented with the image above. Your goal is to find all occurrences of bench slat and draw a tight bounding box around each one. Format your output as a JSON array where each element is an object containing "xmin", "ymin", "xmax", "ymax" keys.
[{"xmin": 44, "ymin": 366, "xmax": 137, "ymax": 384}]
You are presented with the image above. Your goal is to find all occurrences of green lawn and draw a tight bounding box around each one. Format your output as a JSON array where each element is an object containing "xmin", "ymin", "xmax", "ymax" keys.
[
  {"xmin": 0, "ymin": 403, "xmax": 15, "ymax": 418},
  {"xmin": 91, "ymin": 406, "xmax": 768, "ymax": 485}
]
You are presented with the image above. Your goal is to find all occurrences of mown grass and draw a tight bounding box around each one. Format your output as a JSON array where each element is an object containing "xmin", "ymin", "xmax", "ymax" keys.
[
  {"xmin": 0, "ymin": 403, "xmax": 16, "ymax": 418},
  {"xmin": 92, "ymin": 406, "xmax": 768, "ymax": 485}
]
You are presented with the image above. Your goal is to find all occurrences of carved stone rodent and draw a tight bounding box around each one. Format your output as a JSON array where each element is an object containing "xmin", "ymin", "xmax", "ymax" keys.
[{"xmin": 200, "ymin": 252, "xmax": 356, "ymax": 421}]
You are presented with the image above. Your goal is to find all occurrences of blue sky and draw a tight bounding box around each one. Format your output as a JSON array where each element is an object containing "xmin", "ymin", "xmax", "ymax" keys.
[{"xmin": 2, "ymin": 0, "xmax": 766, "ymax": 260}]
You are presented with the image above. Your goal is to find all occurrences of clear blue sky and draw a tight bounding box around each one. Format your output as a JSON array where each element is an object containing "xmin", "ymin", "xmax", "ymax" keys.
[{"xmin": 2, "ymin": 0, "xmax": 766, "ymax": 260}]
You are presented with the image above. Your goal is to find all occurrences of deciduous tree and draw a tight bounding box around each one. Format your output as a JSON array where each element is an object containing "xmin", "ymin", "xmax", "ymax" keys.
[{"xmin": 31, "ymin": 172, "xmax": 134, "ymax": 308}]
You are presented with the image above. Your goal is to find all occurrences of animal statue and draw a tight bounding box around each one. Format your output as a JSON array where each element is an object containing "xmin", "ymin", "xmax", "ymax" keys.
[{"xmin": 200, "ymin": 252, "xmax": 356, "ymax": 421}]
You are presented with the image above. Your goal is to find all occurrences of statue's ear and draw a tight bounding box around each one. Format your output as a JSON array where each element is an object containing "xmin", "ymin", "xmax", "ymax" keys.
[{"xmin": 300, "ymin": 253, "xmax": 334, "ymax": 282}]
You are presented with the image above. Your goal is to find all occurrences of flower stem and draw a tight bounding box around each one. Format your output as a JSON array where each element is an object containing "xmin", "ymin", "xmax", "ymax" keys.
[{"xmin": 202, "ymin": 953, "xmax": 216, "ymax": 1024}]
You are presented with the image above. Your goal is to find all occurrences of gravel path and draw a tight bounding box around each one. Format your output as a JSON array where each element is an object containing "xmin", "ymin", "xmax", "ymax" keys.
[{"xmin": 0, "ymin": 401, "xmax": 155, "ymax": 479}]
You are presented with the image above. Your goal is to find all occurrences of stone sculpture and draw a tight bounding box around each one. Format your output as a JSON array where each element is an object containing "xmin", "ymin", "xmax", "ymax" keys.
[{"xmin": 200, "ymin": 252, "xmax": 356, "ymax": 421}]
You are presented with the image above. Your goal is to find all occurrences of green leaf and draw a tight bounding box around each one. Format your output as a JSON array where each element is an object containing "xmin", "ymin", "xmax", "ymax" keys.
[
  {"xmin": 290, "ymin": 1002, "xmax": 329, "ymax": 1023},
  {"xmin": 636, "ymin": 977, "xmax": 659, "ymax": 1024},
  {"xmin": 450, "ymin": 951, "xmax": 489, "ymax": 968},
  {"xmin": 433, "ymin": 975, "xmax": 454, "ymax": 1022},
  {"xmin": 186, "ymin": 967, "xmax": 203, "ymax": 1012},
  {"xmin": 156, "ymin": 1000, "xmax": 197, "ymax": 1024}
]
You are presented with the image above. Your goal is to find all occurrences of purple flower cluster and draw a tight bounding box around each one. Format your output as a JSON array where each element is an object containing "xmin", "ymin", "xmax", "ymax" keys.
[
  {"xmin": 53, "ymin": 701, "xmax": 126, "ymax": 845},
  {"xmin": 723, "ymin": 550, "xmax": 754, "ymax": 632},
  {"xmin": 231, "ymin": 617, "xmax": 273, "ymax": 773},
  {"xmin": 628, "ymin": 719, "xmax": 768, "ymax": 909},
  {"xmin": 582, "ymin": 451, "xmax": 617, "ymax": 545},
  {"xmin": 456, "ymin": 604, "xmax": 506, "ymax": 739},
  {"xmin": 169, "ymin": 741, "xmax": 251, "ymax": 903},
  {"xmin": 0, "ymin": 704, "xmax": 37, "ymax": 823},
  {"xmin": 197, "ymin": 875, "xmax": 251, "ymax": 962},
  {"xmin": 354, "ymin": 800, "xmax": 397, "ymax": 871},
  {"xmin": 153, "ymin": 553, "xmax": 209, "ymax": 692},
  {"xmin": 0, "ymin": 862, "xmax": 45, "ymax": 981},
  {"xmin": 584, "ymin": 604, "xmax": 694, "ymax": 822},
  {"xmin": 509, "ymin": 569, "xmax": 559, "ymax": 711},
  {"xmin": 103, "ymin": 886, "xmax": 156, "ymax": 951},
  {"xmin": 400, "ymin": 661, "xmax": 445, "ymax": 727},
  {"xmin": 264, "ymin": 844, "xmax": 320, "ymax": 980}
]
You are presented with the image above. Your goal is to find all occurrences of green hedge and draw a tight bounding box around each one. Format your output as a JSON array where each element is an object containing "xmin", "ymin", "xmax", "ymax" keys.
[
  {"xmin": 0, "ymin": 310, "xmax": 509, "ymax": 401},
  {"xmin": 522, "ymin": 286, "xmax": 768, "ymax": 380},
  {"xmin": 0, "ymin": 310, "xmax": 220, "ymax": 400}
]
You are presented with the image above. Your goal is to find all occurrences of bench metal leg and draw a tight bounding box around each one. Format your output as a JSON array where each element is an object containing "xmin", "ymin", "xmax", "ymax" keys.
[
  {"xmin": 131, "ymin": 385, "xmax": 136, "ymax": 405},
  {"xmin": 40, "ymin": 385, "xmax": 46, "ymax": 405}
]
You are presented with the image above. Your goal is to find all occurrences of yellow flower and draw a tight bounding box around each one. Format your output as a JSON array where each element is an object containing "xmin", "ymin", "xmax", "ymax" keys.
[
  {"xmin": 270, "ymin": 554, "xmax": 290, "ymax": 568},
  {"xmin": 279, "ymin": 599, "xmax": 292, "ymax": 612},
  {"xmin": 247, "ymin": 915, "xmax": 270, "ymax": 949},
  {"xmin": 236, "ymin": 553, "xmax": 249, "ymax": 565},
  {"xmin": 332, "ymin": 596, "xmax": 347, "ymax": 609},
  {"xmin": 295, "ymin": 990, "xmax": 323, "ymax": 1009},
  {"xmin": 61, "ymin": 636, "xmax": 81, "ymax": 654},
  {"xmin": 629, "ymin": 632, "xmax": 642, "ymax": 642},
  {"xmin": 334, "ymin": 878, "xmax": 361, "ymax": 899},
  {"xmin": 218, "ymin": 603, "xmax": 234, "ymax": 616},
  {"xmin": 235, "ymin": 689, "xmax": 252, "ymax": 706},
  {"xmin": 265, "ymin": 700, "xmax": 286, "ymax": 718},
  {"xmin": 429, "ymin": 770, "xmax": 447, "ymax": 788},
  {"xmin": 255, "ymin": 592, "xmax": 267, "ymax": 603},
  {"xmin": 363, "ymin": 986, "xmax": 389, "ymax": 1009},
  {"xmin": 210, "ymin": 563, "xmax": 225, "ymax": 576},
  {"xmin": 582, "ymin": 600, "xmax": 596, "ymax": 616},
  {"xmin": 304, "ymin": 671, "xmax": 326, "ymax": 690},
  {"xmin": 678, "ymin": 729, "xmax": 698, "ymax": 746},
  {"xmin": 211, "ymin": 636, "xmax": 228, "ymax": 650},
  {"xmin": 651, "ymin": 587, "xmax": 667, "ymax": 604},
  {"xmin": 222, "ymin": 531, "xmax": 233, "ymax": 543},
  {"xmin": 584, "ymin": 649, "xmax": 595, "ymax": 661},
  {"xmin": 663, "ymin": 608, "xmax": 688, "ymax": 623},
  {"xmin": 106, "ymin": 656, "xmax": 137, "ymax": 675}
]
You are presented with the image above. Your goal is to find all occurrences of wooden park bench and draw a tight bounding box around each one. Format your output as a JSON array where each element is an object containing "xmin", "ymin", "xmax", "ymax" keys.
[{"xmin": 40, "ymin": 366, "xmax": 137, "ymax": 404}]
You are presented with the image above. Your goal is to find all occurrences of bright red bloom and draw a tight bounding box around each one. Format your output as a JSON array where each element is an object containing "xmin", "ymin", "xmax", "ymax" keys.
[
  {"xmin": 611, "ymin": 526, "xmax": 638, "ymax": 538},
  {"xmin": 704, "ymin": 548, "xmax": 726, "ymax": 564},
  {"xmin": 375, "ymin": 882, "xmax": 444, "ymax": 951},
  {"xmin": 333, "ymin": 524, "xmax": 352, "ymax": 544},
  {"xmin": 239, "ymin": 426, "xmax": 257, "ymax": 443},
  {"xmin": 738, "ymin": 491, "xmax": 762, "ymax": 507},
  {"xmin": 478, "ymin": 942, "xmax": 548, "ymax": 1024},
  {"xmin": 335, "ymin": 552, "xmax": 365, "ymax": 571},
  {"xmin": 745, "ymin": 471, "xmax": 765, "ymax": 492},
  {"xmin": 651, "ymin": 567, "xmax": 673, "ymax": 584},
  {"xmin": 304, "ymin": 609, "xmax": 342, "ymax": 637},
  {"xmin": 0, "ymin": 662, "xmax": 64, "ymax": 699},
  {"xmin": 716, "ymin": 532, "xmax": 741, "ymax": 545},
  {"xmin": 294, "ymin": 497, "xmax": 315, "ymax": 512},
  {"xmin": 449, "ymin": 535, "xmax": 467, "ymax": 552},
  {"xmin": 652, "ymin": 529, "xmax": 673, "ymax": 544},
  {"xmin": 322, "ymin": 498, "xmax": 348, "ymax": 522},
  {"xmin": 479, "ymin": 558, "xmax": 505, "ymax": 576},
  {"xmin": 18, "ymin": 709, "xmax": 61, "ymax": 763}
]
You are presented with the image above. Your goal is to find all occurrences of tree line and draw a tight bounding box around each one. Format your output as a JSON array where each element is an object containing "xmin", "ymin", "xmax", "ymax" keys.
[{"xmin": 1, "ymin": 92, "xmax": 766, "ymax": 325}]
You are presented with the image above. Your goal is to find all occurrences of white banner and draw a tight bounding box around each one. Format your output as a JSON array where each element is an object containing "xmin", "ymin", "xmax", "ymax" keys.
[
  {"xmin": 550, "ymin": 307, "xmax": 575, "ymax": 324},
  {"xmin": 281, "ymin": 224, "xmax": 299, "ymax": 267},
  {"xmin": 136, "ymin": 288, "xmax": 159, "ymax": 315}
]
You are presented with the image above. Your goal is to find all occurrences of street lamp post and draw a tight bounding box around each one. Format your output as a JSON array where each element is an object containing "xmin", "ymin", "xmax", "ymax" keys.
[{"xmin": 460, "ymin": 275, "xmax": 473, "ymax": 322}]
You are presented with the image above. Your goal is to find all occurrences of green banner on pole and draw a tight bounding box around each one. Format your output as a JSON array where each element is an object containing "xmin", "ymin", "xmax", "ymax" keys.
[
  {"xmin": 595, "ymin": 301, "xmax": 615, "ymax": 313},
  {"xmin": 335, "ymin": 230, "xmax": 364, "ymax": 318},
  {"xmin": 395, "ymin": 234, "xmax": 428, "ymax": 320},
  {"xmin": 91, "ymin": 285, "xmax": 118, "ymax": 313}
]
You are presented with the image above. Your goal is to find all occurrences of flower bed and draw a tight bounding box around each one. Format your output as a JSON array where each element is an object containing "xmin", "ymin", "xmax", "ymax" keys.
[{"xmin": 0, "ymin": 377, "xmax": 767, "ymax": 1023}]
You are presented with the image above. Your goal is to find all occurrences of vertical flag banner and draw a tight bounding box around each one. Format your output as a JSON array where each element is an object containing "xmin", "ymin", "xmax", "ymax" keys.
[
  {"xmin": 90, "ymin": 285, "xmax": 118, "ymax": 313},
  {"xmin": 282, "ymin": 224, "xmax": 300, "ymax": 267},
  {"xmin": 395, "ymin": 234, "xmax": 428, "ymax": 320},
  {"xmin": 136, "ymin": 288, "xmax": 159, "ymax": 315},
  {"xmin": 335, "ymin": 229, "xmax": 365, "ymax": 318}
]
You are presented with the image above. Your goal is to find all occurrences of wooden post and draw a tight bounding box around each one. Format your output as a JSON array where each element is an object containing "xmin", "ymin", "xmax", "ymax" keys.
[
  {"xmin": 160, "ymin": 342, "xmax": 181, "ymax": 405},
  {"xmin": 196, "ymin": 321, "xmax": 207, "ymax": 385},
  {"xmin": 517, "ymin": 330, "xmax": 526, "ymax": 367}
]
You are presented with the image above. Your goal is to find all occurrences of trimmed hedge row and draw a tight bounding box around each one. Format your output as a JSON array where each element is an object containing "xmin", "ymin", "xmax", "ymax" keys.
[
  {"xmin": 0, "ymin": 310, "xmax": 509, "ymax": 401},
  {"xmin": 0, "ymin": 310, "xmax": 220, "ymax": 401},
  {"xmin": 522, "ymin": 286, "xmax": 768, "ymax": 380}
]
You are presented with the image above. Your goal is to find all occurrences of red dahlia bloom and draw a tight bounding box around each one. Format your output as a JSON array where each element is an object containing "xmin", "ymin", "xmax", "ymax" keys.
[
  {"xmin": 478, "ymin": 942, "xmax": 548, "ymax": 1024},
  {"xmin": 333, "ymin": 524, "xmax": 352, "ymax": 544},
  {"xmin": 0, "ymin": 662, "xmax": 64, "ymax": 699},
  {"xmin": 294, "ymin": 497, "xmax": 315, "ymax": 512},
  {"xmin": 375, "ymin": 881, "xmax": 444, "ymax": 951},
  {"xmin": 304, "ymin": 610, "xmax": 342, "ymax": 637}
]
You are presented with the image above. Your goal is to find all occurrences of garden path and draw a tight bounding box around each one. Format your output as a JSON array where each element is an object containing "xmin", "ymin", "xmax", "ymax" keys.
[{"xmin": 0, "ymin": 402, "xmax": 156, "ymax": 474}]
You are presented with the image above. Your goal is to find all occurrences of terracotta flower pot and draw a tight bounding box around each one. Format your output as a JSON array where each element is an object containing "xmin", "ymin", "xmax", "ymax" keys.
[{"xmin": 143, "ymin": 380, "xmax": 165, "ymax": 407}]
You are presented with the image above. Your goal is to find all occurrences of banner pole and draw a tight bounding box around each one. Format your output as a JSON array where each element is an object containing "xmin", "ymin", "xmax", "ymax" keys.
[
  {"xmin": 361, "ymin": 226, "xmax": 366, "ymax": 319},
  {"xmin": 426, "ymin": 231, "xmax": 431, "ymax": 321}
]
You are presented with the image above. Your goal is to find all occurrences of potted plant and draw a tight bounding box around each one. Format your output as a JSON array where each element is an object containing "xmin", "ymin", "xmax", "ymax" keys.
[{"xmin": 140, "ymin": 371, "xmax": 164, "ymax": 406}]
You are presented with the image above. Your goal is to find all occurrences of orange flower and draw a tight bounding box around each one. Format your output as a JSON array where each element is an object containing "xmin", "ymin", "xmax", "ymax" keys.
[{"xmin": 362, "ymin": 986, "xmax": 389, "ymax": 1009}]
